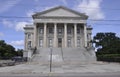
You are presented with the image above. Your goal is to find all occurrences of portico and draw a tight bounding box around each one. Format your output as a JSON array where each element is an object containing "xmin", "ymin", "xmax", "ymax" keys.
[
  {"xmin": 23, "ymin": 6, "xmax": 95, "ymax": 61},
  {"xmin": 33, "ymin": 22, "xmax": 86, "ymax": 48}
]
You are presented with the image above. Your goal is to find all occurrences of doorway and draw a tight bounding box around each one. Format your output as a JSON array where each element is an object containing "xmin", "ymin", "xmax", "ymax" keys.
[{"xmin": 58, "ymin": 38, "xmax": 62, "ymax": 47}]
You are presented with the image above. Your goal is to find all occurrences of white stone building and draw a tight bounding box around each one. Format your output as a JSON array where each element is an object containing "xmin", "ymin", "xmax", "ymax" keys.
[{"xmin": 23, "ymin": 6, "xmax": 96, "ymax": 62}]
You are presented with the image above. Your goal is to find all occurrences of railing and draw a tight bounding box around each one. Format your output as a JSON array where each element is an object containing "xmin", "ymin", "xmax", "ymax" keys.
[
  {"xmin": 50, "ymin": 48, "xmax": 52, "ymax": 72},
  {"xmin": 33, "ymin": 47, "xmax": 37, "ymax": 54},
  {"xmin": 61, "ymin": 47, "xmax": 64, "ymax": 61},
  {"xmin": 27, "ymin": 47, "xmax": 37, "ymax": 62}
]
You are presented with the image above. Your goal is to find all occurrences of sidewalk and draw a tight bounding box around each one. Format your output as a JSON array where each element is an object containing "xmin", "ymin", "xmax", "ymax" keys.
[{"xmin": 0, "ymin": 61, "xmax": 119, "ymax": 74}]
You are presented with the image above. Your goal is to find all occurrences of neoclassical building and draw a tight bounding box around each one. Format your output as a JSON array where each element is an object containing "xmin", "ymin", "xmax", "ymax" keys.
[{"xmin": 23, "ymin": 6, "xmax": 95, "ymax": 61}]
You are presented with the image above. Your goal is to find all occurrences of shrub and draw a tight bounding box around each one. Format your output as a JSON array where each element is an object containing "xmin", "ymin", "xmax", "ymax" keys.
[{"xmin": 97, "ymin": 54, "xmax": 120, "ymax": 62}]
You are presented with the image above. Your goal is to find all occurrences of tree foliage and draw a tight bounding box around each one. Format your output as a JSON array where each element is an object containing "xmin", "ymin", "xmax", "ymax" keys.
[
  {"xmin": 93, "ymin": 32, "xmax": 120, "ymax": 55},
  {"xmin": 16, "ymin": 49, "xmax": 23, "ymax": 56},
  {"xmin": 0, "ymin": 40, "xmax": 23, "ymax": 59}
]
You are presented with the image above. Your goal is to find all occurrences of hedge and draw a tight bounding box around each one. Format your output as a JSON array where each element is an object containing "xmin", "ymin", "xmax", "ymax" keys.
[{"xmin": 97, "ymin": 54, "xmax": 120, "ymax": 62}]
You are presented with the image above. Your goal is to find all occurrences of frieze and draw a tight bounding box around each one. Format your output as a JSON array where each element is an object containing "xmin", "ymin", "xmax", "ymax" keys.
[{"xmin": 34, "ymin": 18, "xmax": 86, "ymax": 23}]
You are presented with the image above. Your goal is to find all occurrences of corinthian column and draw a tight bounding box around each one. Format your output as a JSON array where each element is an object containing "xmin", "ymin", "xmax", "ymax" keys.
[
  {"xmin": 74, "ymin": 23, "xmax": 77, "ymax": 47},
  {"xmin": 53, "ymin": 23, "xmax": 57, "ymax": 47},
  {"xmin": 84, "ymin": 24, "xmax": 87, "ymax": 47},
  {"xmin": 43, "ymin": 23, "xmax": 47, "ymax": 47},
  {"xmin": 64, "ymin": 23, "xmax": 67, "ymax": 47},
  {"xmin": 34, "ymin": 23, "xmax": 37, "ymax": 48}
]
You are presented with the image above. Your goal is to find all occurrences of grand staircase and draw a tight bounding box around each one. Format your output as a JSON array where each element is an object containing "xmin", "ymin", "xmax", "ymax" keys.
[
  {"xmin": 32, "ymin": 47, "xmax": 96, "ymax": 63},
  {"xmin": 31, "ymin": 47, "xmax": 96, "ymax": 72}
]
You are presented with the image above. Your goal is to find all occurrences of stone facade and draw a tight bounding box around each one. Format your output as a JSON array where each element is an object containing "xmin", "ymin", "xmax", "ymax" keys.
[{"xmin": 23, "ymin": 6, "xmax": 93, "ymax": 59}]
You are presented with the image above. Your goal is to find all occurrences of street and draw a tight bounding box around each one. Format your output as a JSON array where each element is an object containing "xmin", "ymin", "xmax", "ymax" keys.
[{"xmin": 0, "ymin": 72, "xmax": 120, "ymax": 77}]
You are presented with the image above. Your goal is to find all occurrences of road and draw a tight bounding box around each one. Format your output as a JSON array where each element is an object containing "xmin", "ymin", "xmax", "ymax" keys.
[{"xmin": 0, "ymin": 72, "xmax": 120, "ymax": 77}]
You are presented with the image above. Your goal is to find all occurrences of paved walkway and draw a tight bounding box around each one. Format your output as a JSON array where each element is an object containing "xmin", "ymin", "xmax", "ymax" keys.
[{"xmin": 0, "ymin": 61, "xmax": 120, "ymax": 74}]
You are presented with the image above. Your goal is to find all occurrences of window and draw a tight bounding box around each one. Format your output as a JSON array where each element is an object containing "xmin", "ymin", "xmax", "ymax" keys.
[
  {"xmin": 39, "ymin": 39, "xmax": 43, "ymax": 47},
  {"xmin": 49, "ymin": 27, "xmax": 53, "ymax": 34},
  {"xmin": 77, "ymin": 39, "xmax": 80, "ymax": 47},
  {"xmin": 67, "ymin": 27, "xmax": 72, "ymax": 34},
  {"xmin": 28, "ymin": 34, "xmax": 31, "ymax": 39},
  {"xmin": 49, "ymin": 39, "xmax": 53, "ymax": 47},
  {"xmin": 28, "ymin": 41, "xmax": 31, "ymax": 49},
  {"xmin": 39, "ymin": 27, "xmax": 43, "ymax": 34},
  {"xmin": 77, "ymin": 27, "xmax": 80, "ymax": 34},
  {"xmin": 58, "ymin": 28, "xmax": 62, "ymax": 34},
  {"xmin": 67, "ymin": 39, "xmax": 71, "ymax": 47}
]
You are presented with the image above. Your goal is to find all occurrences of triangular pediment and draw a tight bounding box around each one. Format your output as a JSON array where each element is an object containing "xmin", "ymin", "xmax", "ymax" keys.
[{"xmin": 33, "ymin": 6, "xmax": 88, "ymax": 19}]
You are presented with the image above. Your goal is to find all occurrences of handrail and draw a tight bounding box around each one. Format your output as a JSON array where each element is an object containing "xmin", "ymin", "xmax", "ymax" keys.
[
  {"xmin": 29, "ymin": 47, "xmax": 37, "ymax": 62},
  {"xmin": 61, "ymin": 47, "xmax": 64, "ymax": 61},
  {"xmin": 50, "ymin": 47, "xmax": 52, "ymax": 72},
  {"xmin": 33, "ymin": 47, "xmax": 37, "ymax": 54}
]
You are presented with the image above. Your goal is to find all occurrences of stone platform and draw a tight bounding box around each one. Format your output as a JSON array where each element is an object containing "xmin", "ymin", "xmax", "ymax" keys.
[{"xmin": 0, "ymin": 61, "xmax": 120, "ymax": 74}]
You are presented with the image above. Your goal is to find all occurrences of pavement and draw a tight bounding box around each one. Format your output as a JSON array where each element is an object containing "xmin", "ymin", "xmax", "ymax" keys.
[
  {"xmin": 0, "ymin": 72, "xmax": 120, "ymax": 77},
  {"xmin": 0, "ymin": 61, "xmax": 120, "ymax": 74}
]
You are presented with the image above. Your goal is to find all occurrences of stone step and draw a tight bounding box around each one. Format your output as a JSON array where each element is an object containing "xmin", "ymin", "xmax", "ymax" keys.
[
  {"xmin": 32, "ymin": 48, "xmax": 50, "ymax": 62},
  {"xmin": 62, "ymin": 48, "xmax": 96, "ymax": 62},
  {"xmin": 32, "ymin": 47, "xmax": 96, "ymax": 63}
]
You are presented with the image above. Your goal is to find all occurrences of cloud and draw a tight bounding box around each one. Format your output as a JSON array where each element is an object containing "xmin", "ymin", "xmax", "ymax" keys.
[
  {"xmin": 15, "ymin": 22, "xmax": 29, "ymax": 31},
  {"xmin": 2, "ymin": 19, "xmax": 14, "ymax": 28},
  {"xmin": 0, "ymin": 0, "xmax": 21, "ymax": 14},
  {"xmin": 2, "ymin": 19, "xmax": 28, "ymax": 31},
  {"xmin": 0, "ymin": 32, "xmax": 4, "ymax": 36},
  {"xmin": 75, "ymin": 0, "xmax": 105, "ymax": 20},
  {"xmin": 10, "ymin": 40, "xmax": 24, "ymax": 46}
]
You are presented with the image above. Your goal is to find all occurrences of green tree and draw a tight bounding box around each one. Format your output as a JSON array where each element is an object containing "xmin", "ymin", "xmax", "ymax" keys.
[
  {"xmin": 0, "ymin": 40, "xmax": 16, "ymax": 59},
  {"xmin": 16, "ymin": 49, "xmax": 23, "ymax": 57},
  {"xmin": 93, "ymin": 32, "xmax": 120, "ymax": 55}
]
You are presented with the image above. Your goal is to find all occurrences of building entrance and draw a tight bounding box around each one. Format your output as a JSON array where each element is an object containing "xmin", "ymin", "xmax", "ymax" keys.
[{"xmin": 58, "ymin": 38, "xmax": 62, "ymax": 47}]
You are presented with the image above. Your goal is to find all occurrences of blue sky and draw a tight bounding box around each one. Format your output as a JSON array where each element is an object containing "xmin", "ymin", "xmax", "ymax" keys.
[{"xmin": 0, "ymin": 0, "xmax": 120, "ymax": 49}]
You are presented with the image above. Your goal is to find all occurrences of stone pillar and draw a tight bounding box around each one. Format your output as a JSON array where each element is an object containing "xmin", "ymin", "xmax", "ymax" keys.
[
  {"xmin": 34, "ymin": 23, "xmax": 37, "ymax": 48},
  {"xmin": 74, "ymin": 23, "xmax": 77, "ymax": 47},
  {"xmin": 54, "ymin": 23, "xmax": 57, "ymax": 47},
  {"xmin": 64, "ymin": 23, "xmax": 67, "ymax": 47},
  {"xmin": 84, "ymin": 24, "xmax": 87, "ymax": 47},
  {"xmin": 43, "ymin": 23, "xmax": 47, "ymax": 47}
]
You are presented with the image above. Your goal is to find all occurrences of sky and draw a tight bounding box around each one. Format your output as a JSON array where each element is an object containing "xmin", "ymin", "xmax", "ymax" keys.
[{"xmin": 0, "ymin": 0, "xmax": 120, "ymax": 49}]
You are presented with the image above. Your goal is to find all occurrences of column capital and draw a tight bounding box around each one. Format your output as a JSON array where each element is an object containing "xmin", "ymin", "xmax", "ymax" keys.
[
  {"xmin": 64, "ymin": 23, "xmax": 67, "ymax": 25},
  {"xmin": 44, "ymin": 23, "xmax": 47, "ymax": 25},
  {"xmin": 54, "ymin": 23, "xmax": 57, "ymax": 25},
  {"xmin": 74, "ymin": 23, "xmax": 77, "ymax": 25}
]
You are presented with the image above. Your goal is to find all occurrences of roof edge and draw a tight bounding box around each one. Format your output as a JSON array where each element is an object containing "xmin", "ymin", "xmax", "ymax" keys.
[{"xmin": 32, "ymin": 6, "xmax": 88, "ymax": 19}]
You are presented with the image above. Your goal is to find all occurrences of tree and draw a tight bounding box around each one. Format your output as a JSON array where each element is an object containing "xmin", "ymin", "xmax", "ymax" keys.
[
  {"xmin": 0, "ymin": 40, "xmax": 16, "ymax": 59},
  {"xmin": 16, "ymin": 49, "xmax": 23, "ymax": 57},
  {"xmin": 93, "ymin": 32, "xmax": 120, "ymax": 55}
]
